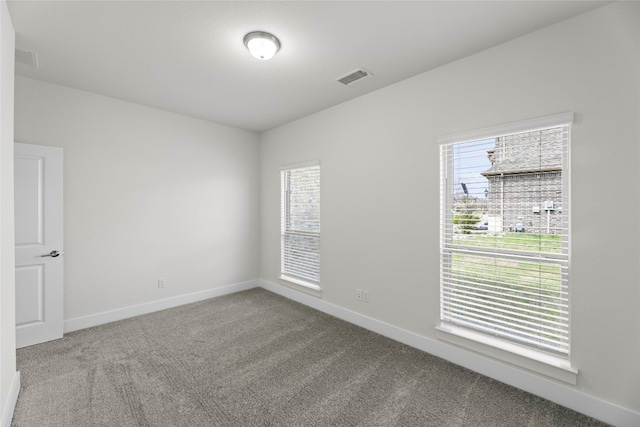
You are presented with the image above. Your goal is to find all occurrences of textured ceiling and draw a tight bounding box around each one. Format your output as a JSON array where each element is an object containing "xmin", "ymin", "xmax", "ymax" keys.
[{"xmin": 8, "ymin": 1, "xmax": 607, "ymax": 132}]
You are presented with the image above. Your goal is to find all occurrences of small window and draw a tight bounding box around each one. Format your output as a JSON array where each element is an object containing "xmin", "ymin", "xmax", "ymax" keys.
[
  {"xmin": 439, "ymin": 114, "xmax": 572, "ymax": 360},
  {"xmin": 280, "ymin": 162, "xmax": 320, "ymax": 290}
]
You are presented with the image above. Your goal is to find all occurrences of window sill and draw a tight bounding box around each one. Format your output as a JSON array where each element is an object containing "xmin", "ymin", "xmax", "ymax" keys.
[
  {"xmin": 278, "ymin": 276, "xmax": 322, "ymax": 297},
  {"xmin": 436, "ymin": 323, "xmax": 578, "ymax": 385}
]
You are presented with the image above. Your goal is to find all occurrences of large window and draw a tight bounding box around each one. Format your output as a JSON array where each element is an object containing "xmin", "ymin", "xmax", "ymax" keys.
[
  {"xmin": 280, "ymin": 162, "xmax": 320, "ymax": 290},
  {"xmin": 438, "ymin": 113, "xmax": 573, "ymax": 378}
]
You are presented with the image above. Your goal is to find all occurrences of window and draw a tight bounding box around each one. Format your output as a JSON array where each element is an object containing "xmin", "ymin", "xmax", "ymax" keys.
[
  {"xmin": 280, "ymin": 161, "xmax": 320, "ymax": 291},
  {"xmin": 438, "ymin": 113, "xmax": 574, "ymax": 381}
]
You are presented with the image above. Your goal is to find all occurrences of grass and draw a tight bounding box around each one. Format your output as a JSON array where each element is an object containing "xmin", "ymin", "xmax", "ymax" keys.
[
  {"xmin": 445, "ymin": 232, "xmax": 567, "ymax": 351},
  {"xmin": 452, "ymin": 232, "xmax": 563, "ymax": 254}
]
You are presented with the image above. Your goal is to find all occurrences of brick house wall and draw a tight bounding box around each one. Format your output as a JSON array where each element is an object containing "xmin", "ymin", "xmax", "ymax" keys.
[{"xmin": 482, "ymin": 128, "xmax": 564, "ymax": 235}]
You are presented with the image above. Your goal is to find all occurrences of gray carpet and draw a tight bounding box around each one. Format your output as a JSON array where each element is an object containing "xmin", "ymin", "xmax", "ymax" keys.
[{"xmin": 13, "ymin": 288, "xmax": 608, "ymax": 426}]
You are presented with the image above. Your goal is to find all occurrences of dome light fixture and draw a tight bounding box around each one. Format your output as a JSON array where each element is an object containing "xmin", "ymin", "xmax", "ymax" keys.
[{"xmin": 243, "ymin": 31, "xmax": 281, "ymax": 60}]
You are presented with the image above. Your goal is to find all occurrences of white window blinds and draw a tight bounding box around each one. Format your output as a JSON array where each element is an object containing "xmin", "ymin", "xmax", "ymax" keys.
[
  {"xmin": 440, "ymin": 117, "xmax": 571, "ymax": 354},
  {"xmin": 281, "ymin": 163, "xmax": 320, "ymax": 286}
]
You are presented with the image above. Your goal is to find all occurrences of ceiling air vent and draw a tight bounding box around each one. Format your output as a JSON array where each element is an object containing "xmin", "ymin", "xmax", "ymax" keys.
[
  {"xmin": 15, "ymin": 48, "xmax": 39, "ymax": 69},
  {"xmin": 336, "ymin": 68, "xmax": 372, "ymax": 86}
]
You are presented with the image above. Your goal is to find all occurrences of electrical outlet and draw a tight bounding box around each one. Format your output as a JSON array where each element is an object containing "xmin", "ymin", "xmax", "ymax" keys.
[
  {"xmin": 356, "ymin": 288, "xmax": 362, "ymax": 301},
  {"xmin": 158, "ymin": 278, "xmax": 166, "ymax": 289},
  {"xmin": 362, "ymin": 290, "xmax": 370, "ymax": 303}
]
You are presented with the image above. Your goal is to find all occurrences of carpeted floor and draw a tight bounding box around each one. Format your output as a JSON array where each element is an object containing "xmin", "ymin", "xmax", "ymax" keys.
[{"xmin": 13, "ymin": 288, "xmax": 608, "ymax": 426}]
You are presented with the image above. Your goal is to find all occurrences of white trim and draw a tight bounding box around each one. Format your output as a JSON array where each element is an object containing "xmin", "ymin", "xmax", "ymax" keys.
[
  {"xmin": 437, "ymin": 112, "xmax": 574, "ymax": 145},
  {"xmin": 279, "ymin": 275, "xmax": 321, "ymax": 293},
  {"xmin": 1, "ymin": 371, "xmax": 20, "ymax": 427},
  {"xmin": 64, "ymin": 280, "xmax": 259, "ymax": 333},
  {"xmin": 436, "ymin": 323, "xmax": 577, "ymax": 385},
  {"xmin": 280, "ymin": 159, "xmax": 320, "ymax": 171},
  {"xmin": 259, "ymin": 279, "xmax": 639, "ymax": 427}
]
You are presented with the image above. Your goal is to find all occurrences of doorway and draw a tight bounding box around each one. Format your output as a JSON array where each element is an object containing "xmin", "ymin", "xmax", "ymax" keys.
[{"xmin": 14, "ymin": 142, "xmax": 63, "ymax": 348}]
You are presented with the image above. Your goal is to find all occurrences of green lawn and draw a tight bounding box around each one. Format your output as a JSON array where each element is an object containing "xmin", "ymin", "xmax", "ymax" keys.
[
  {"xmin": 452, "ymin": 232, "xmax": 563, "ymax": 254},
  {"xmin": 445, "ymin": 233, "xmax": 567, "ymax": 350}
]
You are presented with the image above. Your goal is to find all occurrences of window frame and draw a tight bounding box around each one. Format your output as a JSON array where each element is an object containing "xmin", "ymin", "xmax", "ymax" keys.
[
  {"xmin": 436, "ymin": 113, "xmax": 577, "ymax": 384},
  {"xmin": 279, "ymin": 160, "xmax": 321, "ymax": 293}
]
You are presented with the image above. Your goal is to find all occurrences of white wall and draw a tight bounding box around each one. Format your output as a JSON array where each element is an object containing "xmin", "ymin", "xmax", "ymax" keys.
[
  {"xmin": 260, "ymin": 1, "xmax": 639, "ymax": 417},
  {"xmin": 0, "ymin": 0, "xmax": 16, "ymax": 422},
  {"xmin": 14, "ymin": 77, "xmax": 260, "ymax": 320}
]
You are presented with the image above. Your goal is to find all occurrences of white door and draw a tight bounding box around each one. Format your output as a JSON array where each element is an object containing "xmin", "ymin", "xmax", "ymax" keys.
[{"xmin": 15, "ymin": 142, "xmax": 64, "ymax": 348}]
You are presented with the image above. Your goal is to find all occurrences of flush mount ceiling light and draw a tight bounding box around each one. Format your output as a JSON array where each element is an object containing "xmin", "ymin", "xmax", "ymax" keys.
[{"xmin": 243, "ymin": 31, "xmax": 281, "ymax": 60}]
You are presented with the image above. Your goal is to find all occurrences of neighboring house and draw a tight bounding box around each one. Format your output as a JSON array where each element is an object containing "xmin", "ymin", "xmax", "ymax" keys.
[{"xmin": 481, "ymin": 128, "xmax": 564, "ymax": 235}]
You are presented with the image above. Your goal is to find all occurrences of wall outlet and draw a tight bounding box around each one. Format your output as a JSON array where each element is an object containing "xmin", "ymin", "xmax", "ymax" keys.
[
  {"xmin": 356, "ymin": 288, "xmax": 370, "ymax": 303},
  {"xmin": 158, "ymin": 278, "xmax": 166, "ymax": 288}
]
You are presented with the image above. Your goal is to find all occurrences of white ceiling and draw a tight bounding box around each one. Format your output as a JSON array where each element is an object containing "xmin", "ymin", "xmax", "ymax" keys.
[{"xmin": 8, "ymin": 1, "xmax": 607, "ymax": 133}]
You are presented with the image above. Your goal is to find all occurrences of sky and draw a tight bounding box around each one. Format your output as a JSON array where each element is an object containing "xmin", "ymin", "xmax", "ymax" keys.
[{"xmin": 453, "ymin": 137, "xmax": 495, "ymax": 199}]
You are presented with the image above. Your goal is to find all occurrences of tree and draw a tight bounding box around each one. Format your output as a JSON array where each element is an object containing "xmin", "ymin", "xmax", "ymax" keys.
[{"xmin": 453, "ymin": 198, "xmax": 481, "ymax": 234}]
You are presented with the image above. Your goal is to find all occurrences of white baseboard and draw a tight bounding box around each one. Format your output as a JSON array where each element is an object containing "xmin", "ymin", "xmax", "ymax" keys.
[
  {"xmin": 1, "ymin": 371, "xmax": 20, "ymax": 427},
  {"xmin": 64, "ymin": 280, "xmax": 259, "ymax": 333},
  {"xmin": 259, "ymin": 279, "xmax": 640, "ymax": 427}
]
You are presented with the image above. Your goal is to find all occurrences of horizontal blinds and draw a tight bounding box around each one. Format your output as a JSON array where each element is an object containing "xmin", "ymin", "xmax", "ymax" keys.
[
  {"xmin": 281, "ymin": 165, "xmax": 320, "ymax": 284},
  {"xmin": 440, "ymin": 124, "xmax": 570, "ymax": 354}
]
